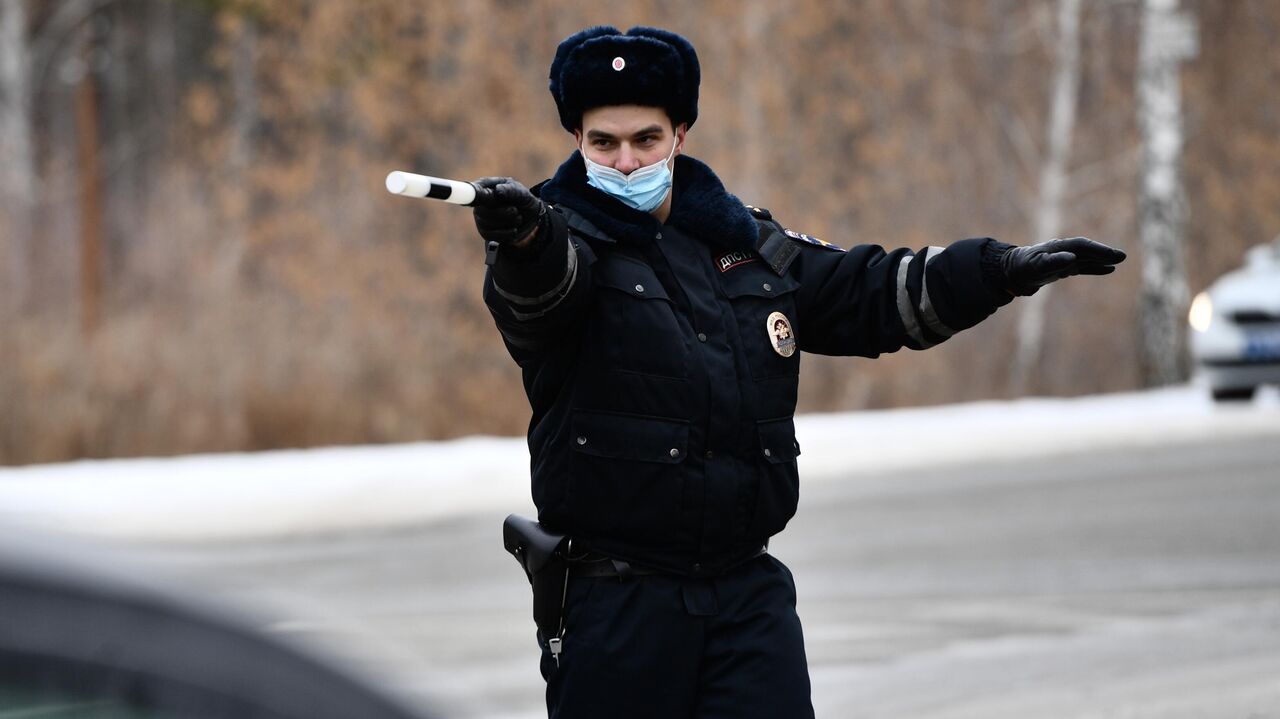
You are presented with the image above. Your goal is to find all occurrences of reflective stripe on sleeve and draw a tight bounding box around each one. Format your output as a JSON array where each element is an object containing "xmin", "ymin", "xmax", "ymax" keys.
[
  {"xmin": 491, "ymin": 240, "xmax": 579, "ymax": 321},
  {"xmin": 895, "ymin": 254, "xmax": 933, "ymax": 349},
  {"xmin": 919, "ymin": 247, "xmax": 957, "ymax": 339}
]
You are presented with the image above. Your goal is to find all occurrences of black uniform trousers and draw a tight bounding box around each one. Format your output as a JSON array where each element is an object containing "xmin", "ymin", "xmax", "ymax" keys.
[{"xmin": 538, "ymin": 553, "xmax": 814, "ymax": 719}]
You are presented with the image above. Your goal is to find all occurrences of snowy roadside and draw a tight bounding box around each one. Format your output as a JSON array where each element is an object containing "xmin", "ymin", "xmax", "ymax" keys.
[{"xmin": 1, "ymin": 385, "xmax": 1276, "ymax": 543}]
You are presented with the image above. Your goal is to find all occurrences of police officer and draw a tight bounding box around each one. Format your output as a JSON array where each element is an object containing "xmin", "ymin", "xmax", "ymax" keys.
[{"xmin": 474, "ymin": 26, "xmax": 1125, "ymax": 719}]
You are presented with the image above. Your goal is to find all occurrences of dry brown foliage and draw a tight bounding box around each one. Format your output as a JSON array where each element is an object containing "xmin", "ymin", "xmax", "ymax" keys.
[{"xmin": 2, "ymin": 0, "xmax": 1277, "ymax": 465}]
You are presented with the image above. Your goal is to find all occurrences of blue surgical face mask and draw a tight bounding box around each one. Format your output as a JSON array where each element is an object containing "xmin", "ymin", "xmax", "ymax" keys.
[{"xmin": 581, "ymin": 136, "xmax": 678, "ymax": 213}]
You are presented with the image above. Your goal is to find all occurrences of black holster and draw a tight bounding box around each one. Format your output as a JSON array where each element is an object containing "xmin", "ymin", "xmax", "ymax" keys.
[{"xmin": 502, "ymin": 514, "xmax": 570, "ymax": 639}]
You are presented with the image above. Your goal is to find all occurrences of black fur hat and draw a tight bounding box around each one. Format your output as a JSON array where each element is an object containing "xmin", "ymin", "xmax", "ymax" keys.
[{"xmin": 549, "ymin": 26, "xmax": 700, "ymax": 133}]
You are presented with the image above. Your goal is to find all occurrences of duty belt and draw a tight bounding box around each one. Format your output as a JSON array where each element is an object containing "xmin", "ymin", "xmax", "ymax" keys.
[
  {"xmin": 568, "ymin": 545, "xmax": 770, "ymax": 580},
  {"xmin": 568, "ymin": 557, "xmax": 662, "ymax": 579}
]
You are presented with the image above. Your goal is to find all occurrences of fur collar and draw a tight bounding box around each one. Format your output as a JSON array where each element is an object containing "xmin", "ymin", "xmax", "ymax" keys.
[{"xmin": 537, "ymin": 151, "xmax": 758, "ymax": 252}]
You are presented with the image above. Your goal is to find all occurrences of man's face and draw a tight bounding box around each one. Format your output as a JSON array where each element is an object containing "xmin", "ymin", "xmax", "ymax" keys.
[{"xmin": 575, "ymin": 105, "xmax": 686, "ymax": 175}]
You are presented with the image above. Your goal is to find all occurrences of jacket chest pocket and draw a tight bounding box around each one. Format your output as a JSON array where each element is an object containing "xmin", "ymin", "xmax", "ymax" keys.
[
  {"xmin": 720, "ymin": 269, "xmax": 802, "ymax": 381},
  {"xmin": 590, "ymin": 255, "xmax": 691, "ymax": 379}
]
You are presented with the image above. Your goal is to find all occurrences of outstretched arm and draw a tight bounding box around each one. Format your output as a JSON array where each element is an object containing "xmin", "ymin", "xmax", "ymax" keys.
[{"xmin": 785, "ymin": 230, "xmax": 1125, "ymax": 358}]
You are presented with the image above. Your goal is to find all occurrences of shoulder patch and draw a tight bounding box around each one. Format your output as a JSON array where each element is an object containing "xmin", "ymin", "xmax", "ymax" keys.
[
  {"xmin": 744, "ymin": 205, "xmax": 772, "ymax": 221},
  {"xmin": 784, "ymin": 228, "xmax": 843, "ymax": 252}
]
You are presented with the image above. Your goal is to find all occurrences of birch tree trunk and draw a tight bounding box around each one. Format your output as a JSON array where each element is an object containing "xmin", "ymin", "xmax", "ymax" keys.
[
  {"xmin": 1009, "ymin": 0, "xmax": 1082, "ymax": 395},
  {"xmin": 0, "ymin": 0, "xmax": 35, "ymax": 312},
  {"xmin": 1136, "ymin": 0, "xmax": 1196, "ymax": 386}
]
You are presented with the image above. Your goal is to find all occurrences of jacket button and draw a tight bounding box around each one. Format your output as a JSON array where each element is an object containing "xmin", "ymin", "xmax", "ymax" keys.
[
  {"xmin": 697, "ymin": 332, "xmax": 707, "ymax": 342},
  {"xmin": 763, "ymin": 448, "xmax": 772, "ymax": 458},
  {"xmin": 577, "ymin": 436, "xmax": 587, "ymax": 445},
  {"xmin": 655, "ymin": 232, "xmax": 663, "ymax": 240},
  {"xmin": 634, "ymin": 284, "xmax": 645, "ymax": 293},
  {"xmin": 705, "ymin": 450, "xmax": 714, "ymax": 459},
  {"xmin": 669, "ymin": 448, "xmax": 680, "ymax": 458},
  {"xmin": 763, "ymin": 283, "xmax": 773, "ymax": 292}
]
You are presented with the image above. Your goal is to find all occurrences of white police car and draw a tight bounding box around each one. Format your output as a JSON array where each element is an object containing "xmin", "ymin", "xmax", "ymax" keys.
[{"xmin": 1188, "ymin": 236, "xmax": 1280, "ymax": 401}]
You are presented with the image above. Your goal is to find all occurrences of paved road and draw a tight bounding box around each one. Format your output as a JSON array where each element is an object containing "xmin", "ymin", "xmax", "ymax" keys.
[{"xmin": 135, "ymin": 435, "xmax": 1280, "ymax": 718}]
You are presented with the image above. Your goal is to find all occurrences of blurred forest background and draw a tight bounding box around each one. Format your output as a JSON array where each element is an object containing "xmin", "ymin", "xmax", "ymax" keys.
[{"xmin": 1, "ymin": 0, "xmax": 1277, "ymax": 466}]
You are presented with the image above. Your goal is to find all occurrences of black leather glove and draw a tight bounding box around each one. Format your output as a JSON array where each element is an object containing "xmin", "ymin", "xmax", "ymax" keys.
[
  {"xmin": 471, "ymin": 177, "xmax": 546, "ymax": 246},
  {"xmin": 1001, "ymin": 237, "xmax": 1127, "ymax": 296}
]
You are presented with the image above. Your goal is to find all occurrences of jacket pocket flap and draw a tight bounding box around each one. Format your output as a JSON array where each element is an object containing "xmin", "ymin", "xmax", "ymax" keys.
[
  {"xmin": 594, "ymin": 255, "xmax": 671, "ymax": 301},
  {"xmin": 721, "ymin": 269, "xmax": 800, "ymax": 300},
  {"xmin": 757, "ymin": 416, "xmax": 800, "ymax": 464},
  {"xmin": 571, "ymin": 411, "xmax": 689, "ymax": 464}
]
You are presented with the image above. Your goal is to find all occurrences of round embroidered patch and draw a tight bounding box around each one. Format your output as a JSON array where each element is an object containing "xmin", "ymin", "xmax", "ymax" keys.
[
  {"xmin": 767, "ymin": 312, "xmax": 796, "ymax": 358},
  {"xmin": 612, "ymin": 56, "xmax": 626, "ymax": 71}
]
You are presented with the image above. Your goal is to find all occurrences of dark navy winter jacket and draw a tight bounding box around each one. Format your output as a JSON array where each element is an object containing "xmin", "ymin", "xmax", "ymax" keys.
[{"xmin": 484, "ymin": 152, "xmax": 1013, "ymax": 577}]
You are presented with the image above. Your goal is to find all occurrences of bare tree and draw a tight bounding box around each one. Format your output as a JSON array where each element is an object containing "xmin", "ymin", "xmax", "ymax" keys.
[
  {"xmin": 74, "ymin": 22, "xmax": 104, "ymax": 334},
  {"xmin": 0, "ymin": 0, "xmax": 35, "ymax": 312},
  {"xmin": 735, "ymin": 0, "xmax": 769, "ymax": 202},
  {"xmin": 218, "ymin": 11, "xmax": 258, "ymax": 283},
  {"xmin": 1009, "ymin": 0, "xmax": 1083, "ymax": 395},
  {"xmin": 1136, "ymin": 0, "xmax": 1196, "ymax": 386}
]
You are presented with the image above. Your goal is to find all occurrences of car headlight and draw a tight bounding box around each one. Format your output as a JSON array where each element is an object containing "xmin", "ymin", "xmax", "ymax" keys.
[{"xmin": 1188, "ymin": 291, "xmax": 1213, "ymax": 333}]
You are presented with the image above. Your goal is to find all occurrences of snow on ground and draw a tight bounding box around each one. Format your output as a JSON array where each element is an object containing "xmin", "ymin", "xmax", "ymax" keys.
[{"xmin": 0, "ymin": 385, "xmax": 1276, "ymax": 542}]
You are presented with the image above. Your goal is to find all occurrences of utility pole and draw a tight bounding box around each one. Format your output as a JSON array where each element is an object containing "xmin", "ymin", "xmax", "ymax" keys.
[{"xmin": 1136, "ymin": 0, "xmax": 1197, "ymax": 386}]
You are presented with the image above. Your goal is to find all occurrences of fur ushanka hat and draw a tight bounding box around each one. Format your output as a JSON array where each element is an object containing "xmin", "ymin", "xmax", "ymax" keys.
[{"xmin": 549, "ymin": 26, "xmax": 700, "ymax": 133}]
